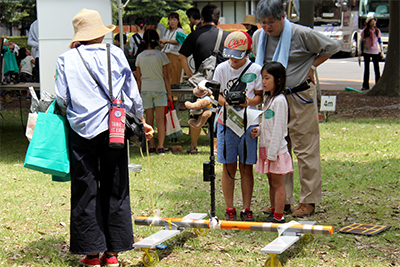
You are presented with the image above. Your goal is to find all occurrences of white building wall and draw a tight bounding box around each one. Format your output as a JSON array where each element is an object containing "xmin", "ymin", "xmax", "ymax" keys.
[{"xmin": 37, "ymin": 0, "xmax": 113, "ymax": 94}]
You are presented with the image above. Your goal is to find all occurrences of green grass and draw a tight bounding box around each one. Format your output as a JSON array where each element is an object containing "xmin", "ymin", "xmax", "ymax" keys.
[{"xmin": 0, "ymin": 108, "xmax": 399, "ymax": 266}]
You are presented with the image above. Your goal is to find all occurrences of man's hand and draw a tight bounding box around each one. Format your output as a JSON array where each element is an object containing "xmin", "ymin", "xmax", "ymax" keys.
[
  {"xmin": 306, "ymin": 68, "xmax": 316, "ymax": 85},
  {"xmin": 308, "ymin": 55, "xmax": 331, "ymax": 85}
]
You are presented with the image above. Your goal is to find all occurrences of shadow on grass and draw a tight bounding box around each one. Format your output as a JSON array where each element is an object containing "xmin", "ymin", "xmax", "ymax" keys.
[{"xmin": 5, "ymin": 236, "xmax": 79, "ymax": 267}]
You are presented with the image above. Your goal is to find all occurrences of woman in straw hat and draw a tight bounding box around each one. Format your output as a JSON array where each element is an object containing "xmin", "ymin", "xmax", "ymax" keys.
[
  {"xmin": 241, "ymin": 15, "xmax": 258, "ymax": 37},
  {"xmin": 241, "ymin": 15, "xmax": 258, "ymax": 61},
  {"xmin": 358, "ymin": 16, "xmax": 384, "ymax": 90},
  {"xmin": 55, "ymin": 9, "xmax": 153, "ymax": 267}
]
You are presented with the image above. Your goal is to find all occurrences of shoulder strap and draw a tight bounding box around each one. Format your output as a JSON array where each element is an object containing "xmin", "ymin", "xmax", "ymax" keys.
[
  {"xmin": 107, "ymin": 43, "xmax": 113, "ymax": 102},
  {"xmin": 239, "ymin": 61, "xmax": 252, "ymax": 78},
  {"xmin": 231, "ymin": 61, "xmax": 253, "ymax": 88},
  {"xmin": 133, "ymin": 34, "xmax": 143, "ymax": 57},
  {"xmin": 213, "ymin": 29, "xmax": 223, "ymax": 54},
  {"xmin": 133, "ymin": 33, "xmax": 142, "ymax": 46}
]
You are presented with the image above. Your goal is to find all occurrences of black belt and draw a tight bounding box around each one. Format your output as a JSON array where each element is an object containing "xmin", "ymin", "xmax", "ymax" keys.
[{"xmin": 286, "ymin": 79, "xmax": 311, "ymax": 95}]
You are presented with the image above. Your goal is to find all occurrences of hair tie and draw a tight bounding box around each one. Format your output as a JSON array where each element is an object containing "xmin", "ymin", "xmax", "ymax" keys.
[{"xmin": 140, "ymin": 23, "xmax": 144, "ymax": 27}]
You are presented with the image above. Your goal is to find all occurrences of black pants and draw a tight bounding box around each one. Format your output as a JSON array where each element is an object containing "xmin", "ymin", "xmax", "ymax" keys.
[
  {"xmin": 20, "ymin": 72, "xmax": 33, "ymax": 82},
  {"xmin": 33, "ymin": 57, "xmax": 39, "ymax": 82},
  {"xmin": 363, "ymin": 53, "xmax": 380, "ymax": 89},
  {"xmin": 69, "ymin": 129, "xmax": 133, "ymax": 255}
]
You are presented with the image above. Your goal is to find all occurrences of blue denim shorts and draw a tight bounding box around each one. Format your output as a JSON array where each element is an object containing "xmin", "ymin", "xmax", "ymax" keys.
[
  {"xmin": 141, "ymin": 91, "xmax": 167, "ymax": 109},
  {"xmin": 216, "ymin": 123, "xmax": 258, "ymax": 165}
]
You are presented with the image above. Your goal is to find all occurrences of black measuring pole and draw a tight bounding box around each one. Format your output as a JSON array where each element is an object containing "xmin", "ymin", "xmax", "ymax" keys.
[
  {"xmin": 208, "ymin": 115, "xmax": 216, "ymax": 217},
  {"xmin": 202, "ymin": 82, "xmax": 220, "ymax": 218}
]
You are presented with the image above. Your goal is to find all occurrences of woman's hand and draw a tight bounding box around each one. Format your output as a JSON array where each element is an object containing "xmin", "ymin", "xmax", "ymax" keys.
[
  {"xmin": 251, "ymin": 127, "xmax": 258, "ymax": 139},
  {"xmin": 143, "ymin": 122, "xmax": 154, "ymax": 141}
]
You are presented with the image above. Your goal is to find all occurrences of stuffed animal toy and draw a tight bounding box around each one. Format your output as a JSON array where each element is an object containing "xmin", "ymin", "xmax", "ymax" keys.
[{"xmin": 184, "ymin": 80, "xmax": 217, "ymax": 129}]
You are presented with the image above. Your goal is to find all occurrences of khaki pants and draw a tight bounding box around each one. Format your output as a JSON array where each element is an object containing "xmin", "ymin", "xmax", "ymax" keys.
[{"xmin": 284, "ymin": 84, "xmax": 322, "ymax": 204}]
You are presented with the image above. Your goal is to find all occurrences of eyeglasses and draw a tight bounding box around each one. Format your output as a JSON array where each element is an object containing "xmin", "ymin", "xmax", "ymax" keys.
[{"xmin": 260, "ymin": 18, "xmax": 279, "ymax": 26}]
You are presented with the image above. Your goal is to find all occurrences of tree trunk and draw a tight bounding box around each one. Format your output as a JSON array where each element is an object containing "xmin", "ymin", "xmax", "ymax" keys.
[
  {"xmin": 299, "ymin": 0, "xmax": 314, "ymax": 28},
  {"xmin": 367, "ymin": 0, "xmax": 400, "ymax": 97}
]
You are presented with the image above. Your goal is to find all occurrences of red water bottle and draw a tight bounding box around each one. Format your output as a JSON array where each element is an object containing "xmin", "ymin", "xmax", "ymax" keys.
[{"xmin": 109, "ymin": 99, "xmax": 125, "ymax": 148}]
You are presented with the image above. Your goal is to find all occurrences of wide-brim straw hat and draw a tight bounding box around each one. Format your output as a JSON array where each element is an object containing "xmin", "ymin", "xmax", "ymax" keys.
[
  {"xmin": 241, "ymin": 15, "xmax": 257, "ymax": 26},
  {"xmin": 70, "ymin": 9, "xmax": 116, "ymax": 46},
  {"xmin": 366, "ymin": 16, "xmax": 377, "ymax": 24}
]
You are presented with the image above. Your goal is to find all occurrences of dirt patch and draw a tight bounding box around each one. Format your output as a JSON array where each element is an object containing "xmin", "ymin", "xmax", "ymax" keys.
[
  {"xmin": 321, "ymin": 90, "xmax": 400, "ymax": 119},
  {"xmin": 2, "ymin": 90, "xmax": 400, "ymax": 119}
]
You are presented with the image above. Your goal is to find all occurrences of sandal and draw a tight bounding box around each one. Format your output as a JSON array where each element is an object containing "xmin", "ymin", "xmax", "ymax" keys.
[{"xmin": 186, "ymin": 146, "xmax": 198, "ymax": 154}]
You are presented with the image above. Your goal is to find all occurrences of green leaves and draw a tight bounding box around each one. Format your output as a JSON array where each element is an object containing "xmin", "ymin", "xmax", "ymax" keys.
[
  {"xmin": 0, "ymin": 1, "xmax": 36, "ymax": 36},
  {"xmin": 122, "ymin": 0, "xmax": 192, "ymax": 24}
]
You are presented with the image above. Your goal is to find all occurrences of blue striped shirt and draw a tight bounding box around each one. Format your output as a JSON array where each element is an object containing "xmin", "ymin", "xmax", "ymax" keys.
[{"xmin": 55, "ymin": 44, "xmax": 143, "ymax": 139}]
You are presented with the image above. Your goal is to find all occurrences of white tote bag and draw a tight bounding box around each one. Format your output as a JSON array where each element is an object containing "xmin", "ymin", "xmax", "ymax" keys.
[{"xmin": 165, "ymin": 101, "xmax": 183, "ymax": 139}]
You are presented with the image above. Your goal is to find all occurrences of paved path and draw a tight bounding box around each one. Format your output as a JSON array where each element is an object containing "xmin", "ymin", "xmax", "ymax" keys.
[{"xmin": 317, "ymin": 56, "xmax": 386, "ymax": 91}]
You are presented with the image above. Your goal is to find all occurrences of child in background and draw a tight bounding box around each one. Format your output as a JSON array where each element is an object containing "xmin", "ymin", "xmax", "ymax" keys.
[
  {"xmin": 136, "ymin": 29, "xmax": 172, "ymax": 155},
  {"xmin": 19, "ymin": 47, "xmax": 36, "ymax": 99},
  {"xmin": 2, "ymin": 39, "xmax": 19, "ymax": 85},
  {"xmin": 129, "ymin": 17, "xmax": 145, "ymax": 74},
  {"xmin": 251, "ymin": 61, "xmax": 294, "ymax": 223},
  {"xmin": 1, "ymin": 40, "xmax": 19, "ymax": 103},
  {"xmin": 19, "ymin": 47, "xmax": 35, "ymax": 82},
  {"xmin": 114, "ymin": 33, "xmax": 130, "ymax": 62}
]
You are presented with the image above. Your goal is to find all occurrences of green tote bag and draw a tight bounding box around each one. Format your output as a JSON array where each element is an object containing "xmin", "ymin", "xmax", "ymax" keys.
[{"xmin": 24, "ymin": 100, "xmax": 71, "ymax": 181}]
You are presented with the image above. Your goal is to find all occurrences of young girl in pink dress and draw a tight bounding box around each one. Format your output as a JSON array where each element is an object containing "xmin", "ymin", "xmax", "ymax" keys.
[{"xmin": 251, "ymin": 61, "xmax": 294, "ymax": 223}]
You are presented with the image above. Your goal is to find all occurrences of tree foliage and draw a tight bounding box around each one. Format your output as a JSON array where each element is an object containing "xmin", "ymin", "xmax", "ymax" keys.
[
  {"xmin": 0, "ymin": 1, "xmax": 36, "ymax": 36},
  {"xmin": 121, "ymin": 0, "xmax": 193, "ymax": 24}
]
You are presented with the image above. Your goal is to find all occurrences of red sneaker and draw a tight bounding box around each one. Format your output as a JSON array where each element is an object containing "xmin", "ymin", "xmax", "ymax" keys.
[
  {"xmin": 225, "ymin": 207, "xmax": 237, "ymax": 221},
  {"xmin": 80, "ymin": 256, "xmax": 100, "ymax": 267},
  {"xmin": 100, "ymin": 254, "xmax": 119, "ymax": 267},
  {"xmin": 240, "ymin": 208, "xmax": 255, "ymax": 222}
]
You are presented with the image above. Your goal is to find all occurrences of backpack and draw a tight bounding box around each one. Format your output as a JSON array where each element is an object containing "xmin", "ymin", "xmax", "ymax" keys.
[
  {"xmin": 132, "ymin": 33, "xmax": 144, "ymax": 57},
  {"xmin": 128, "ymin": 33, "xmax": 144, "ymax": 71},
  {"xmin": 188, "ymin": 29, "xmax": 224, "ymax": 87}
]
